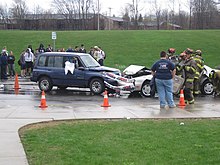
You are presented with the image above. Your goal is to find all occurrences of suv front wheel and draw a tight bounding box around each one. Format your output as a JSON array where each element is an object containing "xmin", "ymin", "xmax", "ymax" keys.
[
  {"xmin": 39, "ymin": 77, "xmax": 53, "ymax": 92},
  {"xmin": 90, "ymin": 78, "xmax": 105, "ymax": 95}
]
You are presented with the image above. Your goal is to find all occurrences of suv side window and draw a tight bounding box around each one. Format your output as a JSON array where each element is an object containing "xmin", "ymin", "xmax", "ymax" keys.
[
  {"xmin": 64, "ymin": 56, "xmax": 73, "ymax": 63},
  {"xmin": 54, "ymin": 56, "xmax": 63, "ymax": 68},
  {"xmin": 63, "ymin": 56, "xmax": 83, "ymax": 68},
  {"xmin": 38, "ymin": 56, "xmax": 47, "ymax": 66},
  {"xmin": 48, "ymin": 56, "xmax": 54, "ymax": 67},
  {"xmin": 38, "ymin": 55, "xmax": 64, "ymax": 68}
]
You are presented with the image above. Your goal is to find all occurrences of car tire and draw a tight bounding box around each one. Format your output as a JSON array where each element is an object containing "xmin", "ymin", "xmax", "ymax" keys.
[
  {"xmin": 141, "ymin": 81, "xmax": 151, "ymax": 97},
  {"xmin": 89, "ymin": 78, "xmax": 105, "ymax": 95},
  {"xmin": 38, "ymin": 77, "xmax": 53, "ymax": 92},
  {"xmin": 201, "ymin": 80, "xmax": 213, "ymax": 95}
]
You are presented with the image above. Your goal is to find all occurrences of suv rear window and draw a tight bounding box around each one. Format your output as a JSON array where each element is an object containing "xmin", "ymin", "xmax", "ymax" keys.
[
  {"xmin": 38, "ymin": 55, "xmax": 64, "ymax": 68},
  {"xmin": 37, "ymin": 54, "xmax": 85, "ymax": 68},
  {"xmin": 38, "ymin": 55, "xmax": 46, "ymax": 67}
]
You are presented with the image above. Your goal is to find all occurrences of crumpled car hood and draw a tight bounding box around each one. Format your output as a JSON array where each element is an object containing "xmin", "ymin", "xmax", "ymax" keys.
[{"xmin": 123, "ymin": 65, "xmax": 147, "ymax": 75}]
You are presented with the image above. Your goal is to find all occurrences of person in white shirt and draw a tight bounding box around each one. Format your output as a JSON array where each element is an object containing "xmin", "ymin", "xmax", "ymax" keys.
[
  {"xmin": 24, "ymin": 48, "xmax": 34, "ymax": 76},
  {"xmin": 93, "ymin": 46, "xmax": 105, "ymax": 66}
]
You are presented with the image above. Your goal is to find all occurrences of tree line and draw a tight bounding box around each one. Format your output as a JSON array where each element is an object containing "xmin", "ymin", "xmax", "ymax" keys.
[{"xmin": 0, "ymin": 0, "xmax": 220, "ymax": 30}]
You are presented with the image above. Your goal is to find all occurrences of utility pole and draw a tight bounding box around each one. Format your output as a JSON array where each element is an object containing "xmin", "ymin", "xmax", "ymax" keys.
[
  {"xmin": 108, "ymin": 7, "xmax": 112, "ymax": 30},
  {"xmin": 97, "ymin": 0, "xmax": 100, "ymax": 31}
]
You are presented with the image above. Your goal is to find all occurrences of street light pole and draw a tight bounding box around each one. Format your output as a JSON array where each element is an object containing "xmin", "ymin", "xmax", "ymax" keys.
[
  {"xmin": 108, "ymin": 7, "xmax": 112, "ymax": 30},
  {"xmin": 97, "ymin": 0, "xmax": 100, "ymax": 31}
]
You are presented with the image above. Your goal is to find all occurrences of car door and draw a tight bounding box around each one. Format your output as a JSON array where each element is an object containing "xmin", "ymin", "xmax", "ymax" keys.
[
  {"xmin": 64, "ymin": 56, "xmax": 86, "ymax": 87},
  {"xmin": 46, "ymin": 55, "xmax": 67, "ymax": 85}
]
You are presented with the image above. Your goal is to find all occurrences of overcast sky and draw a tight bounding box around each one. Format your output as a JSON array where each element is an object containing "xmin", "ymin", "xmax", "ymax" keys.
[{"xmin": 1, "ymin": 0, "xmax": 190, "ymax": 17}]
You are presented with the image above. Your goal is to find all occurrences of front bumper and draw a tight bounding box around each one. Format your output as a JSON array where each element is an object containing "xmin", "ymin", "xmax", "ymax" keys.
[{"xmin": 102, "ymin": 72, "xmax": 135, "ymax": 92}]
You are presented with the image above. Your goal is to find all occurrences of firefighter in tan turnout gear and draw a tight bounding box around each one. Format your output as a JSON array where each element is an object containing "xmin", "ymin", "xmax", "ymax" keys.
[
  {"xmin": 193, "ymin": 50, "xmax": 204, "ymax": 96},
  {"xmin": 176, "ymin": 48, "xmax": 197, "ymax": 104},
  {"xmin": 209, "ymin": 70, "xmax": 220, "ymax": 97}
]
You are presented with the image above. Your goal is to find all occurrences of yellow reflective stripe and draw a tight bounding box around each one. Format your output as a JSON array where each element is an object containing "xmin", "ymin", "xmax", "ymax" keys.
[
  {"xmin": 186, "ymin": 79, "xmax": 194, "ymax": 82},
  {"xmin": 186, "ymin": 66, "xmax": 196, "ymax": 73},
  {"xmin": 194, "ymin": 91, "xmax": 200, "ymax": 94},
  {"xmin": 197, "ymin": 63, "xmax": 201, "ymax": 68},
  {"xmin": 195, "ymin": 71, "xmax": 199, "ymax": 75},
  {"xmin": 176, "ymin": 66, "xmax": 181, "ymax": 71},
  {"xmin": 191, "ymin": 67, "xmax": 196, "ymax": 73},
  {"xmin": 185, "ymin": 66, "xmax": 190, "ymax": 71},
  {"xmin": 189, "ymin": 99, "xmax": 195, "ymax": 104}
]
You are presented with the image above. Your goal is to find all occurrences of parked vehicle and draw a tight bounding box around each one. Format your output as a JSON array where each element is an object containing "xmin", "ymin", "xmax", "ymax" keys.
[
  {"xmin": 30, "ymin": 52, "xmax": 134, "ymax": 94},
  {"xmin": 123, "ymin": 64, "xmax": 214, "ymax": 97}
]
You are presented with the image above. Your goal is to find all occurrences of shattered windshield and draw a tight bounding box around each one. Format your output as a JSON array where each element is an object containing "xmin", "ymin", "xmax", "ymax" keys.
[{"xmin": 80, "ymin": 55, "xmax": 100, "ymax": 68}]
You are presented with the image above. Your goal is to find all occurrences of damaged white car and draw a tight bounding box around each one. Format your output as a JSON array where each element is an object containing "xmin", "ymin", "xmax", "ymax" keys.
[
  {"xmin": 123, "ymin": 65, "xmax": 153, "ymax": 97},
  {"xmin": 123, "ymin": 64, "xmax": 214, "ymax": 97}
]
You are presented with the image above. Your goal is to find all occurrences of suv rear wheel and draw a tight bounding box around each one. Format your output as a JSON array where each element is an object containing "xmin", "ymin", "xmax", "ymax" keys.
[
  {"xmin": 90, "ymin": 78, "xmax": 105, "ymax": 95},
  {"xmin": 39, "ymin": 77, "xmax": 53, "ymax": 92}
]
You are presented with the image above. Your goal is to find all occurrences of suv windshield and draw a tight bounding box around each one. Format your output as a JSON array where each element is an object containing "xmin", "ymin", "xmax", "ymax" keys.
[{"xmin": 80, "ymin": 55, "xmax": 100, "ymax": 68}]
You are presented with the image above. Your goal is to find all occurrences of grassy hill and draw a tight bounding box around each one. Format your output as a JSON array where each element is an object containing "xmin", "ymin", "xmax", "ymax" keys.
[{"xmin": 1, "ymin": 30, "xmax": 220, "ymax": 72}]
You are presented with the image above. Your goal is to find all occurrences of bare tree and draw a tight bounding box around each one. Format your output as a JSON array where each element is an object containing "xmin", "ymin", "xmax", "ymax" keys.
[
  {"xmin": 181, "ymin": 0, "xmax": 193, "ymax": 29},
  {"xmin": 161, "ymin": 9, "xmax": 169, "ymax": 29},
  {"xmin": 80, "ymin": 0, "xmax": 94, "ymax": 29},
  {"xmin": 192, "ymin": 0, "xmax": 217, "ymax": 29},
  {"xmin": 120, "ymin": 6, "xmax": 131, "ymax": 30},
  {"xmin": 0, "ymin": 3, "xmax": 11, "ymax": 29},
  {"xmin": 152, "ymin": 0, "xmax": 161, "ymax": 30},
  {"xmin": 53, "ymin": 0, "xmax": 76, "ymax": 19},
  {"xmin": 52, "ymin": 0, "xmax": 94, "ymax": 30},
  {"xmin": 125, "ymin": 0, "xmax": 144, "ymax": 29},
  {"xmin": 10, "ymin": 0, "xmax": 28, "ymax": 29},
  {"xmin": 177, "ymin": 4, "xmax": 189, "ymax": 29},
  {"xmin": 167, "ymin": 0, "xmax": 176, "ymax": 29}
]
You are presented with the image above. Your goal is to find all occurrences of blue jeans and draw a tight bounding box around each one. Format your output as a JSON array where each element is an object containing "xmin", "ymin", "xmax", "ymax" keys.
[{"xmin": 155, "ymin": 78, "xmax": 175, "ymax": 107}]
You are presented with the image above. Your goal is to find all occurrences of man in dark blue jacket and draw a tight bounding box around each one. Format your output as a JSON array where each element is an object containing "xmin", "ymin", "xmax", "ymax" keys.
[{"xmin": 151, "ymin": 51, "xmax": 176, "ymax": 109}]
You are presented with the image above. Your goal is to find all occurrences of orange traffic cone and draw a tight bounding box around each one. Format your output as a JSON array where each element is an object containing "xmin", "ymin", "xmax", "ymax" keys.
[
  {"xmin": 14, "ymin": 73, "xmax": 20, "ymax": 89},
  {"xmin": 14, "ymin": 89, "xmax": 19, "ymax": 95},
  {"xmin": 178, "ymin": 89, "xmax": 186, "ymax": 107},
  {"xmin": 39, "ymin": 91, "xmax": 48, "ymax": 109},
  {"xmin": 101, "ymin": 90, "xmax": 111, "ymax": 107}
]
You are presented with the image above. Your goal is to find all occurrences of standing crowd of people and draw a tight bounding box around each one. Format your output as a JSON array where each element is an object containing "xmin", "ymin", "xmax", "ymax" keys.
[
  {"xmin": 151, "ymin": 47, "xmax": 205, "ymax": 108},
  {"xmin": 0, "ymin": 43, "xmax": 106, "ymax": 80},
  {"xmin": 60, "ymin": 44, "xmax": 106, "ymax": 66},
  {"xmin": 0, "ymin": 46, "xmax": 16, "ymax": 80}
]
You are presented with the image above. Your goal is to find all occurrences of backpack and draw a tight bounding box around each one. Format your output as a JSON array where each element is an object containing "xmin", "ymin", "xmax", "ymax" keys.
[{"xmin": 18, "ymin": 59, "xmax": 21, "ymax": 65}]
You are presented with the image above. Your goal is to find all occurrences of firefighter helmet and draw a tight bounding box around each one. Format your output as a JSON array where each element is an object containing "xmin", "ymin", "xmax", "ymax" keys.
[
  {"xmin": 185, "ymin": 48, "xmax": 194, "ymax": 55},
  {"xmin": 168, "ymin": 48, "xmax": 175, "ymax": 54},
  {"xmin": 195, "ymin": 50, "xmax": 202, "ymax": 56},
  {"xmin": 179, "ymin": 52, "xmax": 186, "ymax": 57}
]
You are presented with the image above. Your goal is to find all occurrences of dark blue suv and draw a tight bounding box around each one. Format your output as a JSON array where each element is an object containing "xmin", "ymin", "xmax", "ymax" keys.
[{"xmin": 30, "ymin": 52, "xmax": 121, "ymax": 94}]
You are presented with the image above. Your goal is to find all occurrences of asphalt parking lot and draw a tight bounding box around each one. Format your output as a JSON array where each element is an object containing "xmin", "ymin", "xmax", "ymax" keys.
[{"xmin": 0, "ymin": 77, "xmax": 220, "ymax": 165}]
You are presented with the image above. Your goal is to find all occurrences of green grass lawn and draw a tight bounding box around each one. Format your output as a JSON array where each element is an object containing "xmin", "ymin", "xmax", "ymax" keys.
[
  {"xmin": 19, "ymin": 119, "xmax": 220, "ymax": 165},
  {"xmin": 1, "ymin": 30, "xmax": 220, "ymax": 72},
  {"xmin": 3, "ymin": 30, "xmax": 219, "ymax": 164}
]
